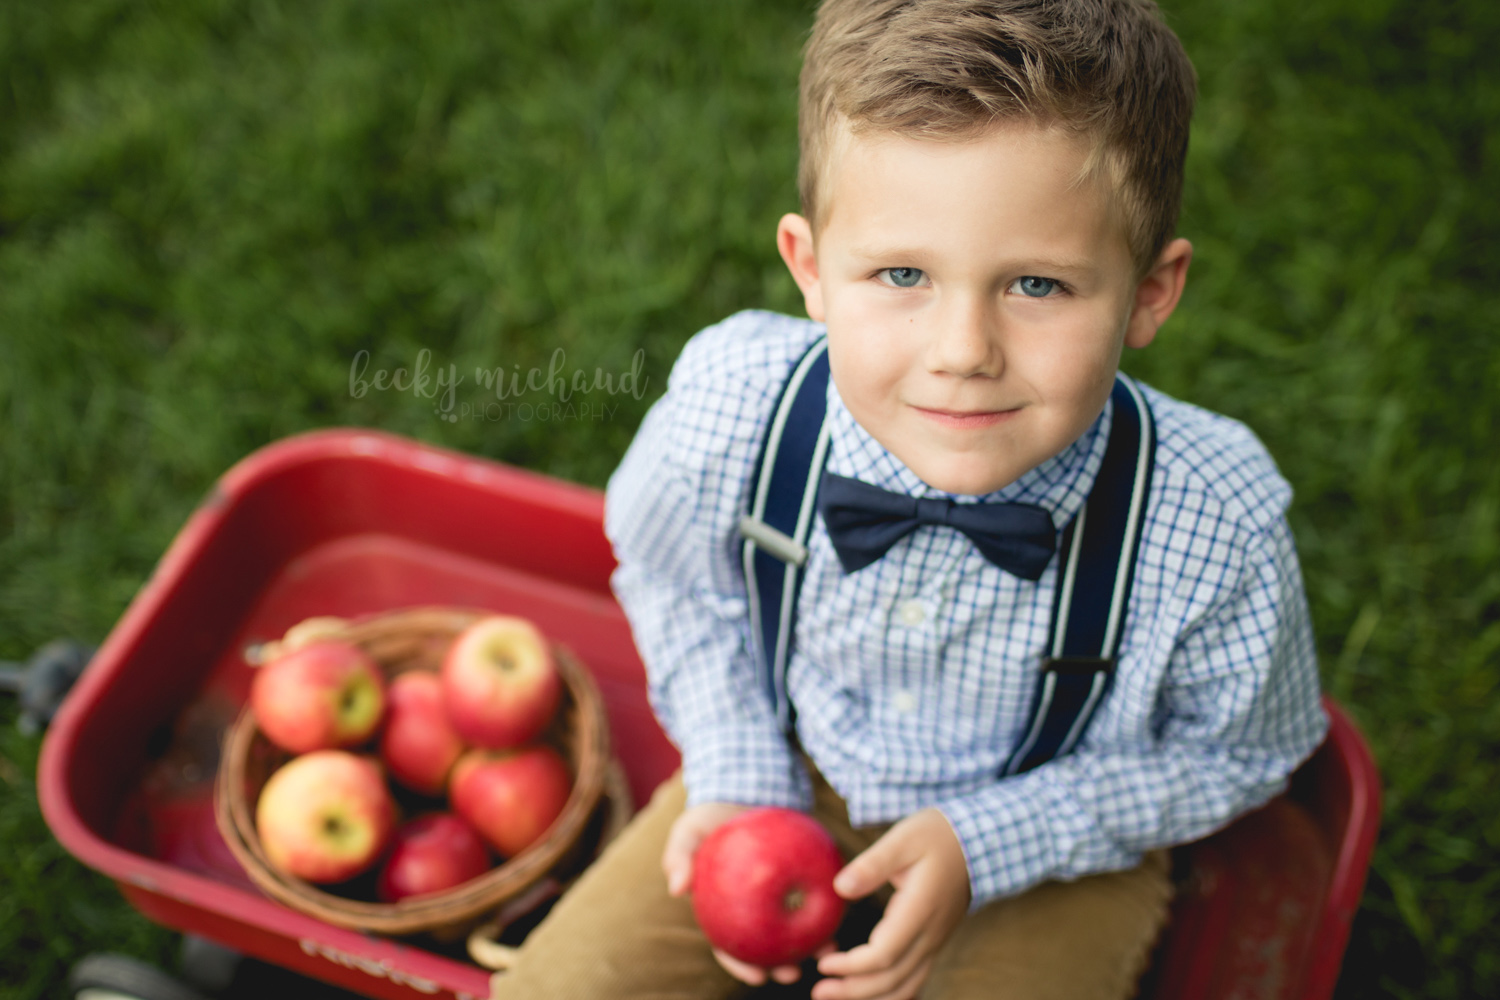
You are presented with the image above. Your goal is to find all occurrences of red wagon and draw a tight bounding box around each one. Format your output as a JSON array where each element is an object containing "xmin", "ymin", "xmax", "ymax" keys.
[{"xmin": 38, "ymin": 429, "xmax": 1380, "ymax": 1000}]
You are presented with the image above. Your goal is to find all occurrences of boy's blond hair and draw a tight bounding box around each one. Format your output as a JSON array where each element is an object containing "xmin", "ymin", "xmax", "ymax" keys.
[{"xmin": 800, "ymin": 0, "xmax": 1197, "ymax": 279}]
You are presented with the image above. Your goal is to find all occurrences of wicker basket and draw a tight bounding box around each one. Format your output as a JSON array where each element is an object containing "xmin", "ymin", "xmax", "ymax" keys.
[{"xmin": 215, "ymin": 606, "xmax": 616, "ymax": 936}]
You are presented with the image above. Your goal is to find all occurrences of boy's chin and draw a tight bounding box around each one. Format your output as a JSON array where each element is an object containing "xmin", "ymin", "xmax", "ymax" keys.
[{"xmin": 905, "ymin": 456, "xmax": 1025, "ymax": 498}]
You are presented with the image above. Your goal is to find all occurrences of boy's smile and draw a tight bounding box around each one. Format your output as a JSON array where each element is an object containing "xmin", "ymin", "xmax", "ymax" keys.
[{"xmin": 779, "ymin": 123, "xmax": 1191, "ymax": 496}]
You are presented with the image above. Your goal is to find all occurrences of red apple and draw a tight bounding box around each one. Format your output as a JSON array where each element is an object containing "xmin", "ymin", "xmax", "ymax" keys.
[
  {"xmin": 251, "ymin": 639, "xmax": 386, "ymax": 754},
  {"xmin": 691, "ymin": 807, "xmax": 846, "ymax": 968},
  {"xmin": 379, "ymin": 670, "xmax": 466, "ymax": 795},
  {"xmin": 448, "ymin": 744, "xmax": 572, "ymax": 857},
  {"xmin": 441, "ymin": 615, "xmax": 561, "ymax": 749},
  {"xmin": 255, "ymin": 750, "xmax": 395, "ymax": 883},
  {"xmin": 376, "ymin": 813, "xmax": 492, "ymax": 902}
]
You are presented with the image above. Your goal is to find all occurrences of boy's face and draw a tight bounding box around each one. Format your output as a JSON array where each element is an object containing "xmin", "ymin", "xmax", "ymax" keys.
[{"xmin": 778, "ymin": 123, "xmax": 1191, "ymax": 496}]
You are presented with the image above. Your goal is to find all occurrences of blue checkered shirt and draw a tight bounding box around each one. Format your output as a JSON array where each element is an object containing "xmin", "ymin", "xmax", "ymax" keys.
[{"xmin": 605, "ymin": 310, "xmax": 1328, "ymax": 907}]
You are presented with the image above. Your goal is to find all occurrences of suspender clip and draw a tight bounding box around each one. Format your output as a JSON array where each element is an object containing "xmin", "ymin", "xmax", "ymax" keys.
[
  {"xmin": 738, "ymin": 516, "xmax": 809, "ymax": 566},
  {"xmin": 1042, "ymin": 656, "xmax": 1116, "ymax": 676}
]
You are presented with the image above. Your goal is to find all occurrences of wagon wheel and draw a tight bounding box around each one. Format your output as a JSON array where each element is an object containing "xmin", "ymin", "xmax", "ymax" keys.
[{"xmin": 68, "ymin": 954, "xmax": 210, "ymax": 1000}]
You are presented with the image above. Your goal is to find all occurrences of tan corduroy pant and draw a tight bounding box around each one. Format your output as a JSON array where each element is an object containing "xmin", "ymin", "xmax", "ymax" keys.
[{"xmin": 488, "ymin": 768, "xmax": 1172, "ymax": 1000}]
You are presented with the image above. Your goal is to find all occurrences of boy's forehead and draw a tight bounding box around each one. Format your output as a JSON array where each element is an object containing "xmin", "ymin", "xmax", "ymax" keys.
[{"xmin": 818, "ymin": 120, "xmax": 1130, "ymax": 253}]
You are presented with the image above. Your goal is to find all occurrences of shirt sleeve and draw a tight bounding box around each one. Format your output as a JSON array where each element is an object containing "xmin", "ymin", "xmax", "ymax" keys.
[
  {"xmin": 936, "ymin": 515, "xmax": 1328, "ymax": 909},
  {"xmin": 603, "ymin": 314, "xmax": 815, "ymax": 811}
]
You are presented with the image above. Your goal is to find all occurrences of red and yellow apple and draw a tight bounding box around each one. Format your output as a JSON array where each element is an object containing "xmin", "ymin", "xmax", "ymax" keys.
[
  {"xmin": 691, "ymin": 807, "xmax": 846, "ymax": 968},
  {"xmin": 250, "ymin": 639, "xmax": 386, "ymax": 754},
  {"xmin": 448, "ymin": 744, "xmax": 572, "ymax": 858},
  {"xmin": 379, "ymin": 670, "xmax": 466, "ymax": 795},
  {"xmin": 255, "ymin": 750, "xmax": 395, "ymax": 883},
  {"xmin": 441, "ymin": 616, "xmax": 561, "ymax": 749},
  {"xmin": 376, "ymin": 812, "xmax": 493, "ymax": 902}
]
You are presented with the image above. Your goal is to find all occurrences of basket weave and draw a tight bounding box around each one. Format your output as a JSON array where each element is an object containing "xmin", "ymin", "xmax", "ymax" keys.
[{"xmin": 215, "ymin": 606, "xmax": 613, "ymax": 936}]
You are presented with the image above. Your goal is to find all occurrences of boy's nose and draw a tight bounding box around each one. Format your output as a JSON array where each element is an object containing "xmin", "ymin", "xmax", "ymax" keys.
[{"xmin": 926, "ymin": 295, "xmax": 1003, "ymax": 378}]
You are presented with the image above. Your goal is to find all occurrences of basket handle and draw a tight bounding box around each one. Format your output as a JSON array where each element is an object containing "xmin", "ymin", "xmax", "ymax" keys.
[{"xmin": 466, "ymin": 878, "xmax": 564, "ymax": 970}]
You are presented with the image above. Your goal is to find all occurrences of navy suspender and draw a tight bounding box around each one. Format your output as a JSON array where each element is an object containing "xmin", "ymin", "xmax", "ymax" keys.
[
  {"xmin": 739, "ymin": 336, "xmax": 1155, "ymax": 771},
  {"xmin": 738, "ymin": 342, "xmax": 834, "ymax": 732},
  {"xmin": 1002, "ymin": 374, "xmax": 1155, "ymax": 774}
]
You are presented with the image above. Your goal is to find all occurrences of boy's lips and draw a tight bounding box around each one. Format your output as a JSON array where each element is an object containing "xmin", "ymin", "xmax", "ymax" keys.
[{"xmin": 912, "ymin": 405, "xmax": 1019, "ymax": 429}]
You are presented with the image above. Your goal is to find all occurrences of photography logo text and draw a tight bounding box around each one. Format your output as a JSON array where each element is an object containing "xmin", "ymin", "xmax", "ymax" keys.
[{"xmin": 349, "ymin": 348, "xmax": 648, "ymax": 423}]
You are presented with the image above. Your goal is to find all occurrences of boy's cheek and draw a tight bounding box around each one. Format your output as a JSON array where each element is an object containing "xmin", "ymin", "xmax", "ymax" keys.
[
  {"xmin": 826, "ymin": 341, "xmax": 909, "ymax": 419},
  {"xmin": 824, "ymin": 296, "xmax": 919, "ymax": 367}
]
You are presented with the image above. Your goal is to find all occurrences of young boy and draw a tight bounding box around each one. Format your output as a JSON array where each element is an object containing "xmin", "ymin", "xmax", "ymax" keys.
[{"xmin": 489, "ymin": 2, "xmax": 1327, "ymax": 998}]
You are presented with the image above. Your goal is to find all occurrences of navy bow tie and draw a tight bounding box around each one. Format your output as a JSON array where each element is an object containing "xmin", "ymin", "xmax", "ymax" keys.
[{"xmin": 817, "ymin": 472, "xmax": 1057, "ymax": 580}]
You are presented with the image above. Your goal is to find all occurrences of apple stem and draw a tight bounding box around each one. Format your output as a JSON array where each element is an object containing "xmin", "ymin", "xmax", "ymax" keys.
[{"xmin": 783, "ymin": 887, "xmax": 805, "ymax": 913}]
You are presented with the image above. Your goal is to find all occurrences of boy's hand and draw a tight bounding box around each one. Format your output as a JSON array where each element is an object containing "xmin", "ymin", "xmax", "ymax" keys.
[
  {"xmin": 812, "ymin": 807, "xmax": 970, "ymax": 1000},
  {"xmin": 662, "ymin": 802, "xmax": 814, "ymax": 987}
]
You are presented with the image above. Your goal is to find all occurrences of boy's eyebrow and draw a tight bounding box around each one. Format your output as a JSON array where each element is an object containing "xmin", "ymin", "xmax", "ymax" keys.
[
  {"xmin": 849, "ymin": 244, "xmax": 1099, "ymax": 277},
  {"xmin": 848, "ymin": 243, "xmax": 930, "ymax": 263}
]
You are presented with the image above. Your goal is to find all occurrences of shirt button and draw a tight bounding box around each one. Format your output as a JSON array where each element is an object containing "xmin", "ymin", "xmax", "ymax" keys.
[
  {"xmin": 893, "ymin": 690, "xmax": 917, "ymax": 714},
  {"xmin": 897, "ymin": 599, "xmax": 926, "ymax": 627}
]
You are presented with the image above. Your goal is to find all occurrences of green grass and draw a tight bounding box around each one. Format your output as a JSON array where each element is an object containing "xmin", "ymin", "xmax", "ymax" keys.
[{"xmin": 1, "ymin": 1, "xmax": 1496, "ymax": 997}]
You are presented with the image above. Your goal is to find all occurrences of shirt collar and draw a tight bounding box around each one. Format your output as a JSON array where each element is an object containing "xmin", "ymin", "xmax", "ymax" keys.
[{"xmin": 823, "ymin": 378, "xmax": 1112, "ymax": 532}]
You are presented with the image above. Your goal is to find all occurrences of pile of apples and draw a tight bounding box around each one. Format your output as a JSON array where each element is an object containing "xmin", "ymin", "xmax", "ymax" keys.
[{"xmin": 248, "ymin": 614, "xmax": 573, "ymax": 902}]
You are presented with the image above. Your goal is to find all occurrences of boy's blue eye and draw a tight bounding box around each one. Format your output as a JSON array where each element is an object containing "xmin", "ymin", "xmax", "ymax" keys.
[
  {"xmin": 1015, "ymin": 276, "xmax": 1058, "ymax": 298},
  {"xmin": 882, "ymin": 267, "xmax": 926, "ymax": 288}
]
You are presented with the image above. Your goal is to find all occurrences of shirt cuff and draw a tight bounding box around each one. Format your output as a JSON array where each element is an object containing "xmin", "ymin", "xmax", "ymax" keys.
[
  {"xmin": 936, "ymin": 773, "xmax": 1136, "ymax": 910},
  {"xmin": 679, "ymin": 724, "xmax": 813, "ymax": 811}
]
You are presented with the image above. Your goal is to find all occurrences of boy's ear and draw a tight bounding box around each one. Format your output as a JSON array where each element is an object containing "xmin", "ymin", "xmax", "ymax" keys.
[
  {"xmin": 777, "ymin": 213, "xmax": 826, "ymax": 322},
  {"xmin": 1124, "ymin": 237, "xmax": 1193, "ymax": 349}
]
